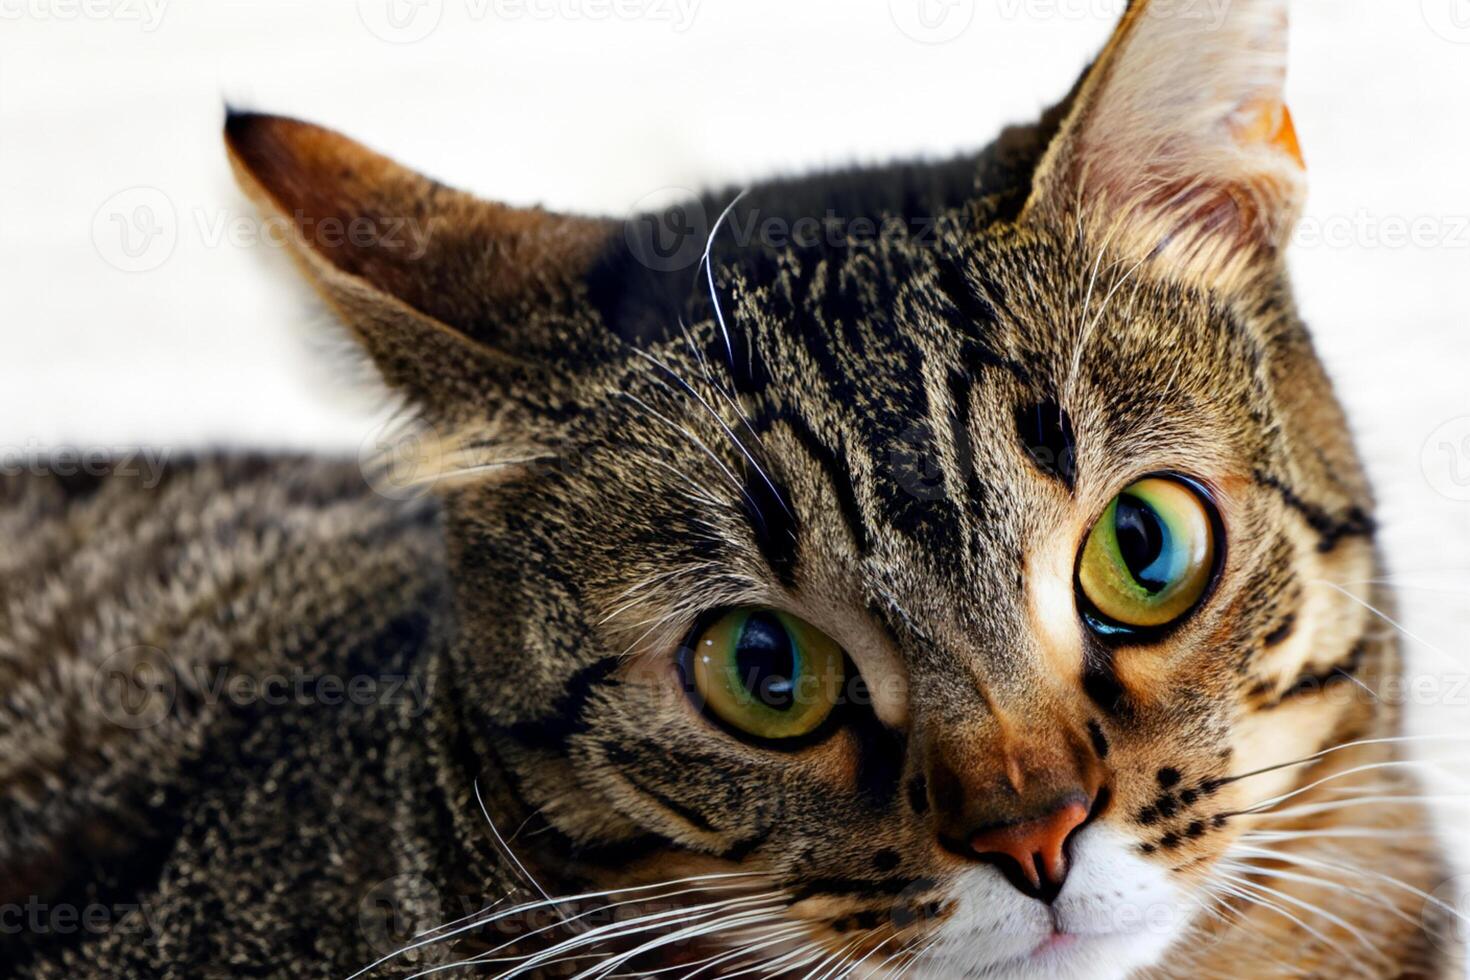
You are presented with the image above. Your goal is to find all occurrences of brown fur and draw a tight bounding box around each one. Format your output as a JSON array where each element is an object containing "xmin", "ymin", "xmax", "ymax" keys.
[{"xmin": 1, "ymin": 0, "xmax": 1457, "ymax": 976}]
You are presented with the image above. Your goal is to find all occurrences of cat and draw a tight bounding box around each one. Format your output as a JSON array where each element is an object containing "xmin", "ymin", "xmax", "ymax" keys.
[{"xmin": 0, "ymin": 0, "xmax": 1458, "ymax": 976}]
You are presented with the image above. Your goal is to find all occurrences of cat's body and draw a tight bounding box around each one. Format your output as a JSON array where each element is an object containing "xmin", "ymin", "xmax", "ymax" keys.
[
  {"xmin": 0, "ymin": 458, "xmax": 467, "ymax": 977},
  {"xmin": 1, "ymin": 1, "xmax": 1459, "ymax": 976}
]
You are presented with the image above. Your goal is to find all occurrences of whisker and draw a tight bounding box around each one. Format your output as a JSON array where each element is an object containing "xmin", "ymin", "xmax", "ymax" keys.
[
  {"xmin": 345, "ymin": 872, "xmax": 764, "ymax": 979},
  {"xmin": 473, "ymin": 779, "xmax": 560, "ymax": 919},
  {"xmin": 1228, "ymin": 845, "xmax": 1470, "ymax": 928},
  {"xmin": 1216, "ymin": 733, "xmax": 1470, "ymax": 789},
  {"xmin": 562, "ymin": 900, "xmax": 790, "ymax": 980},
  {"xmin": 615, "ymin": 390, "xmax": 752, "ymax": 508},
  {"xmin": 803, "ymin": 936, "xmax": 865, "ymax": 980},
  {"xmin": 485, "ymin": 890, "xmax": 784, "ymax": 980},
  {"xmin": 892, "ymin": 935, "xmax": 942, "ymax": 980},
  {"xmin": 1308, "ymin": 579, "xmax": 1463, "ymax": 671},
  {"xmin": 1221, "ymin": 858, "xmax": 1420, "ymax": 931},
  {"xmin": 649, "ymin": 923, "xmax": 806, "ymax": 978},
  {"xmin": 631, "ymin": 347, "xmax": 791, "ymax": 520},
  {"xmin": 701, "ymin": 190, "xmax": 750, "ymax": 367},
  {"xmin": 1227, "ymin": 759, "xmax": 1470, "ymax": 817},
  {"xmin": 1213, "ymin": 873, "xmax": 1358, "ymax": 972},
  {"xmin": 851, "ymin": 934, "xmax": 925, "ymax": 980},
  {"xmin": 1252, "ymin": 794, "xmax": 1470, "ymax": 823}
]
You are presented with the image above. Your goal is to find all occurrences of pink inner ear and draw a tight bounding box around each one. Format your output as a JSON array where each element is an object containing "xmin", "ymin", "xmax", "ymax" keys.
[{"xmin": 1233, "ymin": 100, "xmax": 1305, "ymax": 171}]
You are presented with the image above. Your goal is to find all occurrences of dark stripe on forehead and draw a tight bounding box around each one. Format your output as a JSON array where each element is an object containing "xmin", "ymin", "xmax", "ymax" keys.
[
  {"xmin": 1016, "ymin": 400, "xmax": 1077, "ymax": 489},
  {"xmin": 785, "ymin": 248, "xmax": 971, "ymax": 557},
  {"xmin": 755, "ymin": 406, "xmax": 872, "ymax": 556},
  {"xmin": 935, "ymin": 258, "xmax": 999, "ymax": 337},
  {"xmin": 935, "ymin": 256, "xmax": 1030, "ymax": 386},
  {"xmin": 879, "ymin": 422, "xmax": 965, "ymax": 555},
  {"xmin": 740, "ymin": 458, "xmax": 799, "ymax": 588},
  {"xmin": 945, "ymin": 367, "xmax": 982, "ymax": 506}
]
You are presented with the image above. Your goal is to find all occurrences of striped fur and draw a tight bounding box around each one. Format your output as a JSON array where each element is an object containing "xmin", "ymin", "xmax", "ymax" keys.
[{"xmin": 1, "ymin": 1, "xmax": 1457, "ymax": 976}]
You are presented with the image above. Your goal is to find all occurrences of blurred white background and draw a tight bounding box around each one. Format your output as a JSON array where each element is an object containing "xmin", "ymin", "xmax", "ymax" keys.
[{"xmin": 2, "ymin": 0, "xmax": 1468, "ymax": 942}]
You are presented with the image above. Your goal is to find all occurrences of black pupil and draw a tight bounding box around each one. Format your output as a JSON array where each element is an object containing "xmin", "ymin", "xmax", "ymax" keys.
[
  {"xmin": 1114, "ymin": 494, "xmax": 1167, "ymax": 593},
  {"xmin": 735, "ymin": 613, "xmax": 797, "ymax": 711}
]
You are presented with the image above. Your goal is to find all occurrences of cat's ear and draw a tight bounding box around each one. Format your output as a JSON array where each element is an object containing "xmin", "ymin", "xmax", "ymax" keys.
[
  {"xmin": 1021, "ymin": 0, "xmax": 1305, "ymax": 288},
  {"xmin": 224, "ymin": 111, "xmax": 615, "ymax": 410}
]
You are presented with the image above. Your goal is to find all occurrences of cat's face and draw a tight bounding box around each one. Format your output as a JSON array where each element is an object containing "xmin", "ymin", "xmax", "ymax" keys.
[
  {"xmin": 227, "ymin": 0, "xmax": 1383, "ymax": 976},
  {"xmin": 435, "ymin": 226, "xmax": 1376, "ymax": 979}
]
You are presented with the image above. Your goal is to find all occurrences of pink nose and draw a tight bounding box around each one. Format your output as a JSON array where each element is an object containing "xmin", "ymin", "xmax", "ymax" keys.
[{"xmin": 968, "ymin": 797, "xmax": 1091, "ymax": 901}]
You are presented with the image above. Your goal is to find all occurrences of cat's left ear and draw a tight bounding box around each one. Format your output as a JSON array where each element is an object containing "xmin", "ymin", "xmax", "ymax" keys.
[
  {"xmin": 224, "ymin": 111, "xmax": 616, "ymax": 413},
  {"xmin": 1022, "ymin": 0, "xmax": 1305, "ymax": 288}
]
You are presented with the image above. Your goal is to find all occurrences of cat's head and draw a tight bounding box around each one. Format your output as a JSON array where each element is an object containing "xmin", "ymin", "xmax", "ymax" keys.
[{"xmin": 227, "ymin": 1, "xmax": 1383, "ymax": 975}]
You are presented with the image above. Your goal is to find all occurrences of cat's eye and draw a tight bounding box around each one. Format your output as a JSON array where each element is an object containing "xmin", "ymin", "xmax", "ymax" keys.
[
  {"xmin": 681, "ymin": 609, "xmax": 846, "ymax": 742},
  {"xmin": 1077, "ymin": 476, "xmax": 1220, "ymax": 634}
]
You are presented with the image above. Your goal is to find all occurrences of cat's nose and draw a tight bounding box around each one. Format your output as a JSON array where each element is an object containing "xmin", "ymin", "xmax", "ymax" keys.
[{"xmin": 967, "ymin": 795, "xmax": 1092, "ymax": 903}]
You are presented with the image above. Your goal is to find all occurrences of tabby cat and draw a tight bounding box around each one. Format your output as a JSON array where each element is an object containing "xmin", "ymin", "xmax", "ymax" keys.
[{"xmin": 1, "ymin": 0, "xmax": 1458, "ymax": 976}]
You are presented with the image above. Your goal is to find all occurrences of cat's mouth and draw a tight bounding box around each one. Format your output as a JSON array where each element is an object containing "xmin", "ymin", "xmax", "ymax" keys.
[
  {"xmin": 916, "ymin": 926, "xmax": 1143, "ymax": 980},
  {"xmin": 897, "ymin": 823, "xmax": 1193, "ymax": 979}
]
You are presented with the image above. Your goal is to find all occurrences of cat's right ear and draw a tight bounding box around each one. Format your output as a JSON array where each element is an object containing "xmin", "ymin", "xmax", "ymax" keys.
[
  {"xmin": 1020, "ymin": 0, "xmax": 1306, "ymax": 290},
  {"xmin": 224, "ymin": 111, "xmax": 616, "ymax": 412}
]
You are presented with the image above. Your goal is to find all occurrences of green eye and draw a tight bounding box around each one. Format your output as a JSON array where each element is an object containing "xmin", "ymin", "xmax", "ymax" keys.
[
  {"xmin": 683, "ymin": 609, "xmax": 846, "ymax": 741},
  {"xmin": 1077, "ymin": 476, "xmax": 1219, "ymax": 632}
]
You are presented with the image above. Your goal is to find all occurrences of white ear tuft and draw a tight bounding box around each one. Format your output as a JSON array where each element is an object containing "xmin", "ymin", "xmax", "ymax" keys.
[{"xmin": 1024, "ymin": 0, "xmax": 1306, "ymax": 289}]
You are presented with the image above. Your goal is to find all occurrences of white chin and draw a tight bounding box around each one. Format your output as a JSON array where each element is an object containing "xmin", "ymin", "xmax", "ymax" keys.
[
  {"xmin": 919, "ymin": 931, "xmax": 1157, "ymax": 980},
  {"xmin": 911, "ymin": 824, "xmax": 1193, "ymax": 979}
]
